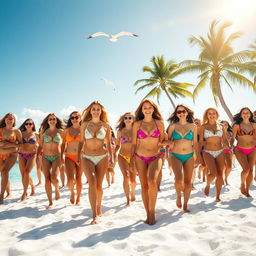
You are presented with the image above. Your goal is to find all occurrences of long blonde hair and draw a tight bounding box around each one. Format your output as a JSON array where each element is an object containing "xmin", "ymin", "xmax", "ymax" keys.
[
  {"xmin": 202, "ymin": 108, "xmax": 219, "ymax": 124},
  {"xmin": 81, "ymin": 101, "xmax": 109, "ymax": 123}
]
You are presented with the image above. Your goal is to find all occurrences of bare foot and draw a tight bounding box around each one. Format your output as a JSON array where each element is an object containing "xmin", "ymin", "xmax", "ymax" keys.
[
  {"xmin": 144, "ymin": 217, "xmax": 149, "ymax": 224},
  {"xmin": 204, "ymin": 185, "xmax": 210, "ymax": 196},
  {"xmin": 90, "ymin": 217, "xmax": 99, "ymax": 225},
  {"xmin": 75, "ymin": 198, "xmax": 80, "ymax": 205},
  {"xmin": 35, "ymin": 182, "xmax": 41, "ymax": 187},
  {"xmin": 30, "ymin": 186, "xmax": 35, "ymax": 196},
  {"xmin": 148, "ymin": 213, "xmax": 156, "ymax": 225},
  {"xmin": 5, "ymin": 192, "xmax": 11, "ymax": 199},
  {"xmin": 176, "ymin": 195, "xmax": 182, "ymax": 208},
  {"xmin": 131, "ymin": 194, "xmax": 136, "ymax": 202},
  {"xmin": 191, "ymin": 185, "xmax": 196, "ymax": 190},
  {"xmin": 245, "ymin": 192, "xmax": 251, "ymax": 197},
  {"xmin": 70, "ymin": 191, "xmax": 75, "ymax": 204},
  {"xmin": 126, "ymin": 200, "xmax": 131, "ymax": 207},
  {"xmin": 215, "ymin": 197, "xmax": 221, "ymax": 202},
  {"xmin": 183, "ymin": 205, "xmax": 190, "ymax": 213},
  {"xmin": 0, "ymin": 196, "xmax": 4, "ymax": 204},
  {"xmin": 55, "ymin": 190, "xmax": 60, "ymax": 200},
  {"xmin": 240, "ymin": 184, "xmax": 247, "ymax": 196},
  {"xmin": 59, "ymin": 185, "xmax": 65, "ymax": 190},
  {"xmin": 46, "ymin": 203, "xmax": 53, "ymax": 209},
  {"xmin": 21, "ymin": 193, "xmax": 27, "ymax": 201}
]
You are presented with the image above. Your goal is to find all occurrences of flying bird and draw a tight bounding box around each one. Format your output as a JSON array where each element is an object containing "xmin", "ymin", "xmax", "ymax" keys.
[
  {"xmin": 87, "ymin": 31, "xmax": 139, "ymax": 42},
  {"xmin": 101, "ymin": 78, "xmax": 116, "ymax": 91}
]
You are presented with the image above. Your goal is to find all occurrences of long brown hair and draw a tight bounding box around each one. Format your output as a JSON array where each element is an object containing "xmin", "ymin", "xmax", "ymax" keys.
[
  {"xmin": 168, "ymin": 104, "xmax": 194, "ymax": 124},
  {"xmin": 134, "ymin": 99, "xmax": 163, "ymax": 121},
  {"xmin": 19, "ymin": 119, "xmax": 36, "ymax": 132},
  {"xmin": 116, "ymin": 112, "xmax": 135, "ymax": 131},
  {"xmin": 40, "ymin": 113, "xmax": 64, "ymax": 133},
  {"xmin": 81, "ymin": 101, "xmax": 109, "ymax": 123},
  {"xmin": 0, "ymin": 113, "xmax": 16, "ymax": 128},
  {"xmin": 202, "ymin": 108, "xmax": 219, "ymax": 124},
  {"xmin": 64, "ymin": 111, "xmax": 81, "ymax": 128},
  {"xmin": 233, "ymin": 107, "xmax": 255, "ymax": 124}
]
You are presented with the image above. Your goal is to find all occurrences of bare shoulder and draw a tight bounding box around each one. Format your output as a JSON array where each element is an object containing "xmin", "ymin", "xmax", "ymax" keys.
[
  {"xmin": 155, "ymin": 119, "xmax": 164, "ymax": 128},
  {"xmin": 167, "ymin": 123, "xmax": 175, "ymax": 133},
  {"xmin": 133, "ymin": 121, "xmax": 141, "ymax": 128}
]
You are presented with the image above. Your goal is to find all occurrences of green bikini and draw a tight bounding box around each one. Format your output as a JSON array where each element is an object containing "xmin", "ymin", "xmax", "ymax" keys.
[
  {"xmin": 171, "ymin": 129, "xmax": 194, "ymax": 163},
  {"xmin": 43, "ymin": 130, "xmax": 62, "ymax": 163}
]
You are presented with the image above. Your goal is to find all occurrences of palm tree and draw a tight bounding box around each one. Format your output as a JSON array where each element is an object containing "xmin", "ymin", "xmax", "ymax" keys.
[
  {"xmin": 178, "ymin": 20, "xmax": 256, "ymax": 121},
  {"xmin": 134, "ymin": 56, "xmax": 193, "ymax": 109}
]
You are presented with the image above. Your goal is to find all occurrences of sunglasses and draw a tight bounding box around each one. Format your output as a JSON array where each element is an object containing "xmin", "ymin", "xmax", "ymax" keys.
[
  {"xmin": 25, "ymin": 122, "xmax": 33, "ymax": 126},
  {"xmin": 70, "ymin": 116, "xmax": 79, "ymax": 120},
  {"xmin": 48, "ymin": 118, "xmax": 56, "ymax": 121},
  {"xmin": 124, "ymin": 116, "xmax": 133, "ymax": 120},
  {"xmin": 5, "ymin": 117, "xmax": 14, "ymax": 121},
  {"xmin": 176, "ymin": 110, "xmax": 186, "ymax": 114}
]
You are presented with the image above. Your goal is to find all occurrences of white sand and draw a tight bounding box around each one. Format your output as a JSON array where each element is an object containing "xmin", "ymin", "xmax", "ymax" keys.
[{"xmin": 1, "ymin": 162, "xmax": 256, "ymax": 256}]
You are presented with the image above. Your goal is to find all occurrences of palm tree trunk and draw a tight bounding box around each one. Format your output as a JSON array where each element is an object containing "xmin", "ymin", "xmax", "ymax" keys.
[
  {"xmin": 215, "ymin": 77, "xmax": 233, "ymax": 122},
  {"xmin": 162, "ymin": 87, "xmax": 176, "ymax": 109}
]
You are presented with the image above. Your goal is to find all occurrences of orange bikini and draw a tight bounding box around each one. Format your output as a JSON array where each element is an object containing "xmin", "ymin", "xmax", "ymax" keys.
[
  {"xmin": 65, "ymin": 129, "xmax": 80, "ymax": 163},
  {"xmin": 0, "ymin": 129, "xmax": 17, "ymax": 161}
]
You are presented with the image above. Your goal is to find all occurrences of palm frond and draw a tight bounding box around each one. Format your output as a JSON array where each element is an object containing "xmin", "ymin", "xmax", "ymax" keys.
[
  {"xmin": 220, "ymin": 74, "xmax": 233, "ymax": 91},
  {"xmin": 193, "ymin": 76, "xmax": 209, "ymax": 101},
  {"xmin": 134, "ymin": 78, "xmax": 158, "ymax": 86},
  {"xmin": 135, "ymin": 83, "xmax": 158, "ymax": 94},
  {"xmin": 210, "ymin": 75, "xmax": 219, "ymax": 105}
]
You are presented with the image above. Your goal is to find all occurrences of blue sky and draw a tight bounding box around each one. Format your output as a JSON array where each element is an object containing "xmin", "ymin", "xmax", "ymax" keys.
[{"xmin": 1, "ymin": 0, "xmax": 256, "ymax": 129}]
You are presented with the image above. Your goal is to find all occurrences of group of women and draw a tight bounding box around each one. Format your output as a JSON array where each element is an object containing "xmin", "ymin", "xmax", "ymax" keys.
[{"xmin": 0, "ymin": 100, "xmax": 256, "ymax": 226}]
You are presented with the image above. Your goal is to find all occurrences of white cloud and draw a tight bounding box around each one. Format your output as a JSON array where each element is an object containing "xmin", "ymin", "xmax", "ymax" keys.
[{"xmin": 59, "ymin": 105, "xmax": 82, "ymax": 118}]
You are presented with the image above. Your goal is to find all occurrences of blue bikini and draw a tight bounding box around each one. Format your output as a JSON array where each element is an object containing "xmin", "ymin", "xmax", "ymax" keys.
[{"xmin": 171, "ymin": 129, "xmax": 194, "ymax": 163}]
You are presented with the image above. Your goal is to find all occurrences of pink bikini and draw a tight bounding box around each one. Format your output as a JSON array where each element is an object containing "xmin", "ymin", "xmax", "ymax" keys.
[{"xmin": 135, "ymin": 120, "xmax": 163, "ymax": 164}]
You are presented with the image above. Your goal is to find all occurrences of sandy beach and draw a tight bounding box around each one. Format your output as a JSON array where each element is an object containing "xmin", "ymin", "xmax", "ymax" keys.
[{"xmin": 0, "ymin": 161, "xmax": 256, "ymax": 256}]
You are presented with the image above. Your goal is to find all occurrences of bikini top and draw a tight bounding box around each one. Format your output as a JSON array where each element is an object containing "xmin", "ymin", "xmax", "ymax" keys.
[
  {"xmin": 204, "ymin": 129, "xmax": 223, "ymax": 139},
  {"xmin": 120, "ymin": 135, "xmax": 132, "ymax": 144},
  {"xmin": 84, "ymin": 122, "xmax": 106, "ymax": 140},
  {"xmin": 44, "ymin": 130, "xmax": 62, "ymax": 144},
  {"xmin": 66, "ymin": 129, "xmax": 81, "ymax": 143},
  {"xmin": 172, "ymin": 129, "xmax": 193, "ymax": 141},
  {"xmin": 137, "ymin": 120, "xmax": 160, "ymax": 139},
  {"xmin": 237, "ymin": 123, "xmax": 255, "ymax": 136},
  {"xmin": 0, "ymin": 130, "xmax": 16, "ymax": 142},
  {"xmin": 23, "ymin": 137, "xmax": 36, "ymax": 144}
]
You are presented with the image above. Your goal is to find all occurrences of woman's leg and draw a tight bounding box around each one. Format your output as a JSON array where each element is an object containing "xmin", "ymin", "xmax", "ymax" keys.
[
  {"xmin": 183, "ymin": 157, "xmax": 194, "ymax": 212},
  {"xmin": 95, "ymin": 157, "xmax": 108, "ymax": 217},
  {"xmin": 81, "ymin": 158, "xmax": 98, "ymax": 224},
  {"xmin": 202, "ymin": 152, "xmax": 218, "ymax": 197},
  {"xmin": 147, "ymin": 157, "xmax": 163, "ymax": 225},
  {"xmin": 234, "ymin": 148, "xmax": 250, "ymax": 196},
  {"xmin": 51, "ymin": 157, "xmax": 61, "ymax": 200},
  {"xmin": 65, "ymin": 157, "xmax": 76, "ymax": 204},
  {"xmin": 59, "ymin": 163, "xmax": 65, "ymax": 188},
  {"xmin": 215, "ymin": 152, "xmax": 225, "ymax": 201},
  {"xmin": 19, "ymin": 155, "xmax": 27, "ymax": 201},
  {"xmin": 135, "ymin": 157, "xmax": 149, "ymax": 222},
  {"xmin": 36, "ymin": 155, "xmax": 42, "ymax": 186},
  {"xmin": 170, "ymin": 155, "xmax": 183, "ymax": 208},
  {"xmin": 246, "ymin": 150, "xmax": 256, "ymax": 196},
  {"xmin": 75, "ymin": 164, "xmax": 83, "ymax": 205},
  {"xmin": 0, "ymin": 154, "xmax": 17, "ymax": 204},
  {"xmin": 118, "ymin": 155, "xmax": 131, "ymax": 205},
  {"xmin": 224, "ymin": 153, "xmax": 232, "ymax": 185},
  {"xmin": 42, "ymin": 157, "xmax": 53, "ymax": 208}
]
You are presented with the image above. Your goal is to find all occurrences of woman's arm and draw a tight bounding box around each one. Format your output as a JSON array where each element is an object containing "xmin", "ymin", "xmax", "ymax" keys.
[
  {"xmin": 78, "ymin": 122, "xmax": 86, "ymax": 159},
  {"xmin": 114, "ymin": 130, "xmax": 121, "ymax": 160},
  {"xmin": 105, "ymin": 124, "xmax": 113, "ymax": 164}
]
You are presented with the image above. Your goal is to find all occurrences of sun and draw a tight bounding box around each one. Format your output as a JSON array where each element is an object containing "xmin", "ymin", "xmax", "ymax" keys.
[{"xmin": 221, "ymin": 0, "xmax": 256, "ymax": 25}]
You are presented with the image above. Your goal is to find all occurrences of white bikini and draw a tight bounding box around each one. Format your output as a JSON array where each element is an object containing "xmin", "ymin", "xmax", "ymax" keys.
[{"xmin": 203, "ymin": 129, "xmax": 224, "ymax": 158}]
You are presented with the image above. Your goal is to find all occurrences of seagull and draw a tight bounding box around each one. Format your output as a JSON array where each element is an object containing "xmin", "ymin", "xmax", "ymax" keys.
[
  {"xmin": 101, "ymin": 78, "xmax": 116, "ymax": 91},
  {"xmin": 87, "ymin": 31, "xmax": 139, "ymax": 42}
]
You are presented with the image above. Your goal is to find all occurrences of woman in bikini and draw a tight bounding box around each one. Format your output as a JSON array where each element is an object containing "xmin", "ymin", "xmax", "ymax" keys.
[
  {"xmin": 231, "ymin": 107, "xmax": 256, "ymax": 197},
  {"xmin": 220, "ymin": 120, "xmax": 233, "ymax": 185},
  {"xmin": 200, "ymin": 108, "xmax": 228, "ymax": 202},
  {"xmin": 63, "ymin": 111, "xmax": 82, "ymax": 205},
  {"xmin": 79, "ymin": 101, "xmax": 113, "ymax": 224},
  {"xmin": 38, "ymin": 113, "xmax": 64, "ymax": 208},
  {"xmin": 18, "ymin": 119, "xmax": 38, "ymax": 201},
  {"xmin": 131, "ymin": 99, "xmax": 165, "ymax": 225},
  {"xmin": 0, "ymin": 113, "xmax": 22, "ymax": 204},
  {"xmin": 167, "ymin": 105, "xmax": 199, "ymax": 212},
  {"xmin": 115, "ymin": 112, "xmax": 136, "ymax": 206}
]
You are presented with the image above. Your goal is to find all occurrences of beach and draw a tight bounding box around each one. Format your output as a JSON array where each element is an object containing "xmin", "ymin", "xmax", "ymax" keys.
[{"xmin": 1, "ymin": 162, "xmax": 256, "ymax": 256}]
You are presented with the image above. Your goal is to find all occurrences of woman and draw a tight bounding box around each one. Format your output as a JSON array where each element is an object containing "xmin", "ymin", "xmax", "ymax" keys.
[
  {"xmin": 131, "ymin": 99, "xmax": 165, "ymax": 225},
  {"xmin": 115, "ymin": 112, "xmax": 136, "ymax": 206},
  {"xmin": 199, "ymin": 108, "xmax": 228, "ymax": 202},
  {"xmin": 220, "ymin": 120, "xmax": 233, "ymax": 185},
  {"xmin": 167, "ymin": 105, "xmax": 198, "ymax": 212},
  {"xmin": 106, "ymin": 127, "xmax": 116, "ymax": 187},
  {"xmin": 63, "ymin": 111, "xmax": 82, "ymax": 205},
  {"xmin": 18, "ymin": 119, "xmax": 38, "ymax": 201},
  {"xmin": 79, "ymin": 101, "xmax": 113, "ymax": 225},
  {"xmin": 231, "ymin": 107, "xmax": 256, "ymax": 197},
  {"xmin": 35, "ymin": 126, "xmax": 43, "ymax": 186},
  {"xmin": 0, "ymin": 113, "xmax": 22, "ymax": 204},
  {"xmin": 38, "ymin": 113, "xmax": 64, "ymax": 208}
]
